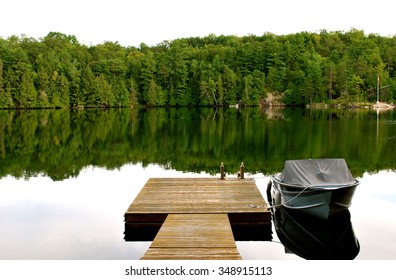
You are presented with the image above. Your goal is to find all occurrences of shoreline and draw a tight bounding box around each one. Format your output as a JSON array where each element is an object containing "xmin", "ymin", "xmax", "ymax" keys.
[{"xmin": 306, "ymin": 101, "xmax": 395, "ymax": 110}]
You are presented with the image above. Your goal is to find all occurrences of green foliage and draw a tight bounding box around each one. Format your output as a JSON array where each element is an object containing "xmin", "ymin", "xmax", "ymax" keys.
[
  {"xmin": 0, "ymin": 59, "xmax": 13, "ymax": 108},
  {"xmin": 0, "ymin": 108, "xmax": 395, "ymax": 180},
  {"xmin": 1, "ymin": 30, "xmax": 396, "ymax": 108},
  {"xmin": 128, "ymin": 79, "xmax": 139, "ymax": 107},
  {"xmin": 92, "ymin": 74, "xmax": 115, "ymax": 107}
]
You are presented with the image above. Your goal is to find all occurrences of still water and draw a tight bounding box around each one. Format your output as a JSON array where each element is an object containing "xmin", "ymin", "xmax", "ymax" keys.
[{"xmin": 0, "ymin": 107, "xmax": 395, "ymax": 260}]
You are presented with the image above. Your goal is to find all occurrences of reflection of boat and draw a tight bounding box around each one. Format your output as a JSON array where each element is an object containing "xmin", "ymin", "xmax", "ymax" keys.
[
  {"xmin": 267, "ymin": 159, "xmax": 359, "ymax": 219},
  {"xmin": 272, "ymin": 206, "xmax": 360, "ymax": 260}
]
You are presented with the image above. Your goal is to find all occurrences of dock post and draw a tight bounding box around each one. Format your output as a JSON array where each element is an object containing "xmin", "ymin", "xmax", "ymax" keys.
[
  {"xmin": 220, "ymin": 162, "xmax": 225, "ymax": 180},
  {"xmin": 239, "ymin": 162, "xmax": 244, "ymax": 179}
]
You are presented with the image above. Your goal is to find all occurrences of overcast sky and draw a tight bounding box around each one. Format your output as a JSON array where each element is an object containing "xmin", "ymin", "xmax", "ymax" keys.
[{"xmin": 1, "ymin": 0, "xmax": 395, "ymax": 47}]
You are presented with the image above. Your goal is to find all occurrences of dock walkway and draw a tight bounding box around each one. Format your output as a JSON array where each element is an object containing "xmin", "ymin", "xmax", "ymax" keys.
[
  {"xmin": 124, "ymin": 177, "xmax": 271, "ymax": 259},
  {"xmin": 141, "ymin": 214, "xmax": 241, "ymax": 260}
]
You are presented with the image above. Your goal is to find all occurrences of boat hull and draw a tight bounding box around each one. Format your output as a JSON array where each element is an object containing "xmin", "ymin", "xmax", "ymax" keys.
[{"xmin": 268, "ymin": 179, "xmax": 359, "ymax": 219}]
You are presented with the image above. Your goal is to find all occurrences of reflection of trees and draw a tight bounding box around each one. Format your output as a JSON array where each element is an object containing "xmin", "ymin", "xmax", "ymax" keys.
[{"xmin": 0, "ymin": 108, "xmax": 395, "ymax": 180}]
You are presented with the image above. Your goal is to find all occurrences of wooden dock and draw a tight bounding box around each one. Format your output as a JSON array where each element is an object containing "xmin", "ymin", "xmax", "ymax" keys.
[{"xmin": 124, "ymin": 177, "xmax": 271, "ymax": 260}]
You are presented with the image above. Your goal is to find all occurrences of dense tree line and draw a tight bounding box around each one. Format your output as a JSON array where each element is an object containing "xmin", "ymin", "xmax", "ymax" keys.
[{"xmin": 1, "ymin": 29, "xmax": 396, "ymax": 108}]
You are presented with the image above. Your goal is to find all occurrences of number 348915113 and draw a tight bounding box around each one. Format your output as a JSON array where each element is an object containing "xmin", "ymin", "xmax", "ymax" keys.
[{"xmin": 218, "ymin": 266, "xmax": 272, "ymax": 276}]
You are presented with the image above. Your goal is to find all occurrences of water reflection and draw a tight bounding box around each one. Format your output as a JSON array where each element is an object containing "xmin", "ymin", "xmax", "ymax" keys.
[
  {"xmin": 272, "ymin": 207, "xmax": 360, "ymax": 260},
  {"xmin": 1, "ymin": 108, "xmax": 395, "ymax": 180},
  {"xmin": 124, "ymin": 213, "xmax": 273, "ymax": 243},
  {"xmin": 0, "ymin": 166, "xmax": 396, "ymax": 259},
  {"xmin": 0, "ymin": 164, "xmax": 169, "ymax": 260},
  {"xmin": 1, "ymin": 107, "xmax": 395, "ymax": 260}
]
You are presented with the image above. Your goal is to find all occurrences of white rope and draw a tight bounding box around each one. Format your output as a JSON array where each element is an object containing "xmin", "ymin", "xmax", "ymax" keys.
[
  {"xmin": 252, "ymin": 176, "xmax": 267, "ymax": 180},
  {"xmin": 267, "ymin": 185, "xmax": 310, "ymax": 209}
]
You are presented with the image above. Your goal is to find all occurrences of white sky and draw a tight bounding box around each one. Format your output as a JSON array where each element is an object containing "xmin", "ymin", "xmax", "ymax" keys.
[{"xmin": 1, "ymin": 0, "xmax": 395, "ymax": 47}]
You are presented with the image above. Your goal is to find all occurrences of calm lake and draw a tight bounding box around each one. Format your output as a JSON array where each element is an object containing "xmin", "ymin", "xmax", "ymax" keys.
[{"xmin": 0, "ymin": 107, "xmax": 395, "ymax": 260}]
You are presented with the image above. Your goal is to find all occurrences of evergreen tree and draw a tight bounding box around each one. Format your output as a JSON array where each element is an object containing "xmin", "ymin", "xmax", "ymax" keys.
[
  {"xmin": 305, "ymin": 53, "xmax": 324, "ymax": 103},
  {"xmin": 348, "ymin": 74, "xmax": 364, "ymax": 101},
  {"xmin": 146, "ymin": 79, "xmax": 158, "ymax": 106},
  {"xmin": 324, "ymin": 60, "xmax": 336, "ymax": 101},
  {"xmin": 221, "ymin": 65, "xmax": 238, "ymax": 105},
  {"xmin": 0, "ymin": 59, "xmax": 13, "ymax": 108},
  {"xmin": 92, "ymin": 74, "xmax": 115, "ymax": 107},
  {"xmin": 216, "ymin": 76, "xmax": 224, "ymax": 106},
  {"xmin": 167, "ymin": 42, "xmax": 190, "ymax": 106},
  {"xmin": 57, "ymin": 73, "xmax": 70, "ymax": 107},
  {"xmin": 80, "ymin": 66, "xmax": 95, "ymax": 107},
  {"xmin": 18, "ymin": 70, "xmax": 37, "ymax": 108},
  {"xmin": 129, "ymin": 78, "xmax": 139, "ymax": 107},
  {"xmin": 110, "ymin": 77, "xmax": 129, "ymax": 107},
  {"xmin": 140, "ymin": 51, "xmax": 156, "ymax": 105}
]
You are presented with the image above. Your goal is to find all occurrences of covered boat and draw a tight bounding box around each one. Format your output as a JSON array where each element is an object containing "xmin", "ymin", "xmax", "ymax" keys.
[{"xmin": 267, "ymin": 158, "xmax": 359, "ymax": 219}]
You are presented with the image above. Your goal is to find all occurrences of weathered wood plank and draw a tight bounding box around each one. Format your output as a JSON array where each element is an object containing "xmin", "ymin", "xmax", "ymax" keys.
[
  {"xmin": 141, "ymin": 214, "xmax": 242, "ymax": 260},
  {"xmin": 142, "ymin": 248, "xmax": 242, "ymax": 260},
  {"xmin": 125, "ymin": 177, "xmax": 269, "ymax": 215},
  {"xmin": 150, "ymin": 214, "xmax": 236, "ymax": 247}
]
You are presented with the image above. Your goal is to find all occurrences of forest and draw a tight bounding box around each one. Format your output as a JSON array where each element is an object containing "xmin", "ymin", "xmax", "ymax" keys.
[{"xmin": 1, "ymin": 29, "xmax": 396, "ymax": 108}]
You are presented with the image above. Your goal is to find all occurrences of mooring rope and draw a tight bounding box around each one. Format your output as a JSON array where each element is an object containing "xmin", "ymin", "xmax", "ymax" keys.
[
  {"xmin": 252, "ymin": 176, "xmax": 267, "ymax": 181},
  {"xmin": 267, "ymin": 185, "xmax": 310, "ymax": 209}
]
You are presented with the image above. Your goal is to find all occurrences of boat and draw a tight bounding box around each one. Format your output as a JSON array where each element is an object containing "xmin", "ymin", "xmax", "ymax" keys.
[
  {"xmin": 267, "ymin": 158, "xmax": 359, "ymax": 219},
  {"xmin": 272, "ymin": 206, "xmax": 360, "ymax": 259}
]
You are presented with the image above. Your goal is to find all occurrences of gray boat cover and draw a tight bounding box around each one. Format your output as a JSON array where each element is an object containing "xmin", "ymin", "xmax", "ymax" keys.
[{"xmin": 277, "ymin": 159, "xmax": 356, "ymax": 187}]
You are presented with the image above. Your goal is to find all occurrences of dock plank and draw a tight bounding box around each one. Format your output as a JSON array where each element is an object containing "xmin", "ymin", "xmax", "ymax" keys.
[
  {"xmin": 125, "ymin": 177, "xmax": 268, "ymax": 216},
  {"xmin": 141, "ymin": 214, "xmax": 242, "ymax": 260}
]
